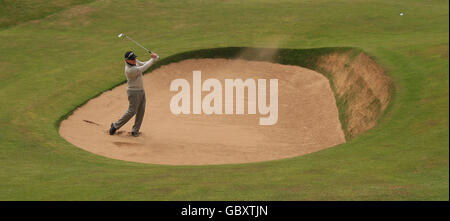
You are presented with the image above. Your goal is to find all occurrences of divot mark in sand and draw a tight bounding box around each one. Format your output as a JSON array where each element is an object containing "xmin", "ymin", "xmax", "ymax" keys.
[{"xmin": 83, "ymin": 120, "xmax": 100, "ymax": 126}]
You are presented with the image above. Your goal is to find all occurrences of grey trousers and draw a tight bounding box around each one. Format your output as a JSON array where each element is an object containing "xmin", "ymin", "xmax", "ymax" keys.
[{"xmin": 113, "ymin": 89, "xmax": 146, "ymax": 133}]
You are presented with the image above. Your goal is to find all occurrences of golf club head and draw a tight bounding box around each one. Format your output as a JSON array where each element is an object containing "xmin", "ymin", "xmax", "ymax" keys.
[{"xmin": 118, "ymin": 33, "xmax": 124, "ymax": 38}]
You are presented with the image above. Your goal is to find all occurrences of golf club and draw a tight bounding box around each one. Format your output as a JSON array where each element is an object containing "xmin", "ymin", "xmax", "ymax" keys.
[{"xmin": 118, "ymin": 33, "xmax": 151, "ymax": 53}]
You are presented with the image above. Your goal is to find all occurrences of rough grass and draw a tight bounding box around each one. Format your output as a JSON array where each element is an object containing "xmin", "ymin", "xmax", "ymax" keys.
[{"xmin": 0, "ymin": 0, "xmax": 448, "ymax": 200}]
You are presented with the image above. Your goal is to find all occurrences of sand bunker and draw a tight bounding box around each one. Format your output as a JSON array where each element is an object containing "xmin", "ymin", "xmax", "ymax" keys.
[{"xmin": 59, "ymin": 59, "xmax": 345, "ymax": 165}]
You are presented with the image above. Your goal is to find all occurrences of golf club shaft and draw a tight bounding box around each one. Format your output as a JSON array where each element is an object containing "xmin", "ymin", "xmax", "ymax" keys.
[{"xmin": 125, "ymin": 35, "xmax": 151, "ymax": 53}]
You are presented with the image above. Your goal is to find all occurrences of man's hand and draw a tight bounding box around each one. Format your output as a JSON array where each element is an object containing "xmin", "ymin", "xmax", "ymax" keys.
[{"xmin": 150, "ymin": 52, "xmax": 159, "ymax": 60}]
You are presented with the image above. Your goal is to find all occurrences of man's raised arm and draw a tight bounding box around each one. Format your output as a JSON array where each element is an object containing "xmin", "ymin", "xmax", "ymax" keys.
[{"xmin": 137, "ymin": 53, "xmax": 159, "ymax": 73}]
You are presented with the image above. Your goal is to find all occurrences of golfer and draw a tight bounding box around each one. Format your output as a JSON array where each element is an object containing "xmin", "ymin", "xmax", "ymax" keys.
[{"xmin": 109, "ymin": 51, "xmax": 159, "ymax": 137}]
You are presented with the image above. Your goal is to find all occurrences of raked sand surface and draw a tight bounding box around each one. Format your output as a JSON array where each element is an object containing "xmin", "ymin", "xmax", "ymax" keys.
[{"xmin": 59, "ymin": 59, "xmax": 345, "ymax": 165}]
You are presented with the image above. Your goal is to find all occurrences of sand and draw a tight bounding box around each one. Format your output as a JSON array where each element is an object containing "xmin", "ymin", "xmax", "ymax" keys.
[{"xmin": 59, "ymin": 59, "xmax": 345, "ymax": 165}]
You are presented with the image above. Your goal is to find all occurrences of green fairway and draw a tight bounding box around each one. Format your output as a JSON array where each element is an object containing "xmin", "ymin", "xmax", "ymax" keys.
[{"xmin": 0, "ymin": 0, "xmax": 448, "ymax": 200}]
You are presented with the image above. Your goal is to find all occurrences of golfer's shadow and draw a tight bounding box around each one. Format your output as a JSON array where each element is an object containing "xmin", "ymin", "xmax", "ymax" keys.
[
  {"xmin": 104, "ymin": 130, "xmax": 145, "ymax": 138},
  {"xmin": 112, "ymin": 141, "xmax": 144, "ymax": 147}
]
